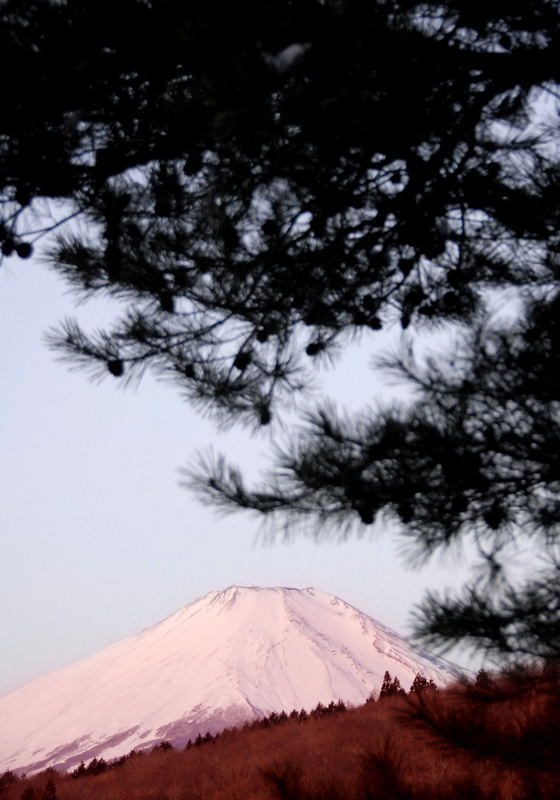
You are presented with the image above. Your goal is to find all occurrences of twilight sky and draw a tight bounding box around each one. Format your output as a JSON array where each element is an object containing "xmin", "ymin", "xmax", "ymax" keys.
[{"xmin": 0, "ymin": 253, "xmax": 478, "ymax": 697}]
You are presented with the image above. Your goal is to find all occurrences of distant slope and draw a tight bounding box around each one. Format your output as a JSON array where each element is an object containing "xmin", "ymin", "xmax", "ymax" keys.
[{"xmin": 0, "ymin": 586, "xmax": 462, "ymax": 774}]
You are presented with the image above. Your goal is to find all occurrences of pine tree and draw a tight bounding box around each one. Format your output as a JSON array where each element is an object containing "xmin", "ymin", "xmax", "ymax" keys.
[
  {"xmin": 379, "ymin": 671, "xmax": 393, "ymax": 700},
  {"xmin": 41, "ymin": 780, "xmax": 56, "ymax": 800},
  {"xmin": 475, "ymin": 668, "xmax": 494, "ymax": 691},
  {"xmin": 409, "ymin": 672, "xmax": 437, "ymax": 694},
  {"xmin": 379, "ymin": 671, "xmax": 406, "ymax": 699},
  {"xmin": 71, "ymin": 762, "xmax": 86, "ymax": 779},
  {"xmin": 0, "ymin": 771, "xmax": 17, "ymax": 793},
  {"xmin": 409, "ymin": 673, "xmax": 429, "ymax": 694},
  {"xmin": 3, "ymin": 1, "xmax": 560, "ymax": 661}
]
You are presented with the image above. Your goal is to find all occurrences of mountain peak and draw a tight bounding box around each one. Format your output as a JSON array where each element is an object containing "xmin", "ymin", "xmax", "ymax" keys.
[{"xmin": 0, "ymin": 587, "xmax": 462, "ymax": 775}]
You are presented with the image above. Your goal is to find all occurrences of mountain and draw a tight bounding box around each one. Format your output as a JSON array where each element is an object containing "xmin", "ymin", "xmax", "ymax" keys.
[{"xmin": 0, "ymin": 586, "xmax": 462, "ymax": 775}]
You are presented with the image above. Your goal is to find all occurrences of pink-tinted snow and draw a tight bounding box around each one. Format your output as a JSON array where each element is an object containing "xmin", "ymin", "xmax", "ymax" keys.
[{"xmin": 0, "ymin": 587, "xmax": 461, "ymax": 774}]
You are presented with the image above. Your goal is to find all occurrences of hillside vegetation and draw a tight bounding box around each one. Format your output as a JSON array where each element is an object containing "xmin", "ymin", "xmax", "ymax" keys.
[{"xmin": 1, "ymin": 667, "xmax": 559, "ymax": 800}]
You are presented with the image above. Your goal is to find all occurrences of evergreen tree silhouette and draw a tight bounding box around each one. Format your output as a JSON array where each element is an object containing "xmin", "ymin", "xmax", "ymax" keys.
[
  {"xmin": 2, "ymin": 0, "xmax": 560, "ymax": 661},
  {"xmin": 41, "ymin": 780, "xmax": 56, "ymax": 800}
]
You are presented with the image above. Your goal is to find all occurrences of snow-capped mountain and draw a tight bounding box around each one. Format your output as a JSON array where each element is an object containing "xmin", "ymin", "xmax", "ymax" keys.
[{"xmin": 0, "ymin": 586, "xmax": 461, "ymax": 774}]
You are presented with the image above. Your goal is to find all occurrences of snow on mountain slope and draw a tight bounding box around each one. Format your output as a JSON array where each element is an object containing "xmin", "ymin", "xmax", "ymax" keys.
[{"xmin": 0, "ymin": 586, "xmax": 462, "ymax": 774}]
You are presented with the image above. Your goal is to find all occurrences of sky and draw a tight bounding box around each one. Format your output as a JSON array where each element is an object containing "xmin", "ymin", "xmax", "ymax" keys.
[{"xmin": 0, "ymin": 252, "xmax": 479, "ymax": 697}]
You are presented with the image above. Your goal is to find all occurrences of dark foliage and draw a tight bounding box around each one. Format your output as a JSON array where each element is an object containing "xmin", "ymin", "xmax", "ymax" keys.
[
  {"xmin": 379, "ymin": 671, "xmax": 406, "ymax": 699},
  {"xmin": 244, "ymin": 700, "xmax": 347, "ymax": 733},
  {"xmin": 2, "ymin": 0, "xmax": 560, "ymax": 659},
  {"xmin": 154, "ymin": 740, "xmax": 174, "ymax": 752},
  {"xmin": 70, "ymin": 749, "xmax": 145, "ymax": 779},
  {"xmin": 475, "ymin": 667, "xmax": 494, "ymax": 690},
  {"xmin": 0, "ymin": 772, "xmax": 17, "ymax": 794},
  {"xmin": 40, "ymin": 780, "xmax": 56, "ymax": 800},
  {"xmin": 3, "ymin": 669, "xmax": 560, "ymax": 800},
  {"xmin": 70, "ymin": 757, "xmax": 108, "ymax": 778},
  {"xmin": 408, "ymin": 672, "xmax": 437, "ymax": 694}
]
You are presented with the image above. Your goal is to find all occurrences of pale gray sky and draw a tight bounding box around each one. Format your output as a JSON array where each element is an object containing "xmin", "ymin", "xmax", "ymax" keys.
[{"xmin": 0, "ymin": 255, "xmax": 477, "ymax": 697}]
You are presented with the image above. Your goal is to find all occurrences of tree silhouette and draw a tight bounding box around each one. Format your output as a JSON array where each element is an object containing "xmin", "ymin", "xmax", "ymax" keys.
[
  {"xmin": 409, "ymin": 673, "xmax": 437, "ymax": 694},
  {"xmin": 0, "ymin": 771, "xmax": 17, "ymax": 794},
  {"xmin": 379, "ymin": 671, "xmax": 406, "ymax": 699},
  {"xmin": 475, "ymin": 668, "xmax": 494, "ymax": 691},
  {"xmin": 379, "ymin": 672, "xmax": 394, "ymax": 700},
  {"xmin": 41, "ymin": 780, "xmax": 56, "ymax": 800},
  {"xmin": 2, "ymin": 0, "xmax": 560, "ymax": 660}
]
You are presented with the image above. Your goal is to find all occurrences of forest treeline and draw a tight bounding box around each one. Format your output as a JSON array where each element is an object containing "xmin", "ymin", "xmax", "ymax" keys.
[{"xmin": 1, "ymin": 665, "xmax": 559, "ymax": 800}]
